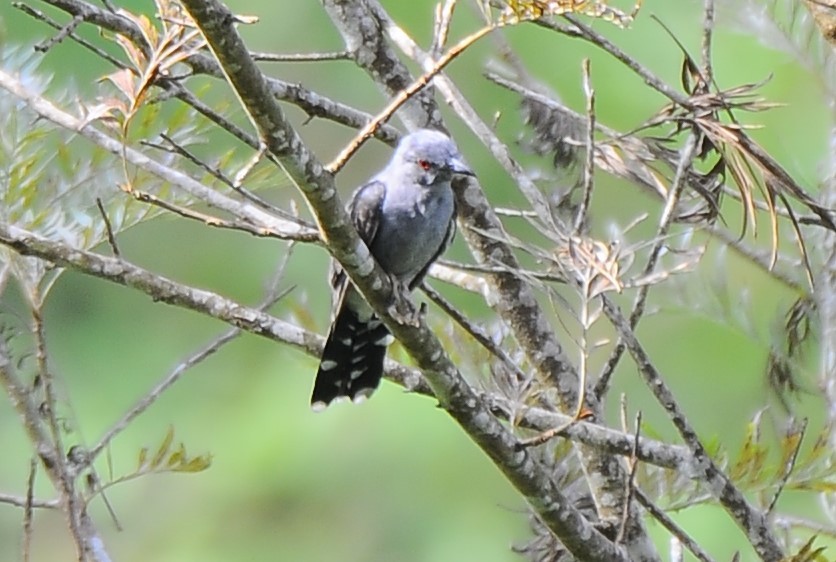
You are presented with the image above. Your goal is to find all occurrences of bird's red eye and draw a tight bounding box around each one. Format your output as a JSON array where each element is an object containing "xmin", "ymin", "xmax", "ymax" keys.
[{"xmin": 418, "ymin": 159, "xmax": 432, "ymax": 171}]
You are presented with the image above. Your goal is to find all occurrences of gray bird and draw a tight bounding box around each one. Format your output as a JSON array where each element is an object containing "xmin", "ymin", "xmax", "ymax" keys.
[{"xmin": 311, "ymin": 129, "xmax": 474, "ymax": 410}]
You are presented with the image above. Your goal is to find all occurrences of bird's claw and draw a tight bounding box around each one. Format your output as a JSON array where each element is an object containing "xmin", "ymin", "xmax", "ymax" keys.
[
  {"xmin": 387, "ymin": 279, "xmax": 423, "ymax": 327},
  {"xmin": 387, "ymin": 298, "xmax": 421, "ymax": 327}
]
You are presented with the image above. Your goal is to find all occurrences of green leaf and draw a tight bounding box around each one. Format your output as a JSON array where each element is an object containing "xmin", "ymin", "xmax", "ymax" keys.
[
  {"xmin": 782, "ymin": 535, "xmax": 828, "ymax": 562},
  {"xmin": 178, "ymin": 454, "xmax": 212, "ymax": 473},
  {"xmin": 151, "ymin": 426, "xmax": 175, "ymax": 468},
  {"xmin": 167, "ymin": 444, "xmax": 186, "ymax": 468},
  {"xmin": 137, "ymin": 447, "xmax": 149, "ymax": 470}
]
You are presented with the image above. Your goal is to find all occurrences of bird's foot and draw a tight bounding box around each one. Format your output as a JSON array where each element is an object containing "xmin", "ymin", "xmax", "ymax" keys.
[{"xmin": 387, "ymin": 279, "xmax": 422, "ymax": 327}]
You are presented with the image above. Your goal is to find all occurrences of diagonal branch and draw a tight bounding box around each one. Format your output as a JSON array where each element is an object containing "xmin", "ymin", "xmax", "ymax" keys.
[{"xmin": 601, "ymin": 295, "xmax": 785, "ymax": 561}]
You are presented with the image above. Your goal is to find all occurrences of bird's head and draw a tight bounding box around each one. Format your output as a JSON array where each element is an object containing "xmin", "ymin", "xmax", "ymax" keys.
[{"xmin": 392, "ymin": 129, "xmax": 474, "ymax": 186}]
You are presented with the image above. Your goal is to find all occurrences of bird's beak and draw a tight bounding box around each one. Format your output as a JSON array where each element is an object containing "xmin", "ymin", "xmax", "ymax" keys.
[{"xmin": 448, "ymin": 157, "xmax": 475, "ymax": 177}]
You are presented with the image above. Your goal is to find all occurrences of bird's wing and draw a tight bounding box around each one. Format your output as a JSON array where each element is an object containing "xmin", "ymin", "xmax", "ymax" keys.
[
  {"xmin": 350, "ymin": 180, "xmax": 386, "ymax": 248},
  {"xmin": 329, "ymin": 180, "xmax": 386, "ymax": 301}
]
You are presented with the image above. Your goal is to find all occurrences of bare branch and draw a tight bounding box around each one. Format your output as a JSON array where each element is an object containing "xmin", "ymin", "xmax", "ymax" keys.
[
  {"xmin": 601, "ymin": 295, "xmax": 785, "ymax": 561},
  {"xmin": 251, "ymin": 50, "xmax": 351, "ymax": 62},
  {"xmin": 0, "ymin": 492, "xmax": 58, "ymax": 510},
  {"xmin": 634, "ymin": 488, "xmax": 715, "ymax": 562}
]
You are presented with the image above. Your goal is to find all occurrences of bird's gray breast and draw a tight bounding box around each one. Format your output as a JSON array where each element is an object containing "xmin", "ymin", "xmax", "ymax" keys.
[{"xmin": 371, "ymin": 184, "xmax": 454, "ymax": 281}]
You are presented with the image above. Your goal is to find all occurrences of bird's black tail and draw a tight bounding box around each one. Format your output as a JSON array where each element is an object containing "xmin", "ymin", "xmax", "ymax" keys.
[{"xmin": 311, "ymin": 304, "xmax": 391, "ymax": 411}]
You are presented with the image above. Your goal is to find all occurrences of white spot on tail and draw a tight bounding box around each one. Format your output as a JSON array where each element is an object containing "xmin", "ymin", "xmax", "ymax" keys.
[
  {"xmin": 353, "ymin": 388, "xmax": 374, "ymax": 404},
  {"xmin": 311, "ymin": 401, "xmax": 328, "ymax": 413},
  {"xmin": 319, "ymin": 360, "xmax": 338, "ymax": 371},
  {"xmin": 375, "ymin": 334, "xmax": 395, "ymax": 346}
]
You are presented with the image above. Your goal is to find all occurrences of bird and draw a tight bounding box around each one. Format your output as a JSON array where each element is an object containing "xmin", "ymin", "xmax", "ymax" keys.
[{"xmin": 311, "ymin": 129, "xmax": 474, "ymax": 411}]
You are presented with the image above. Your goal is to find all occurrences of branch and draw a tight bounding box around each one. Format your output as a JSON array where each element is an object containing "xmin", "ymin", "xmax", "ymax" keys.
[
  {"xmin": 0, "ymin": 492, "xmax": 59, "ymax": 510},
  {"xmin": 595, "ymin": 133, "xmax": 699, "ymax": 398},
  {"xmin": 601, "ymin": 295, "xmax": 785, "ymax": 561},
  {"xmin": 321, "ymin": 0, "xmax": 438, "ymax": 130}
]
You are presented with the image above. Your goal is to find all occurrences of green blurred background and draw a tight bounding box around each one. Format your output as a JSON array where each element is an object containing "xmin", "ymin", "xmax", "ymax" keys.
[{"xmin": 0, "ymin": 1, "xmax": 833, "ymax": 560}]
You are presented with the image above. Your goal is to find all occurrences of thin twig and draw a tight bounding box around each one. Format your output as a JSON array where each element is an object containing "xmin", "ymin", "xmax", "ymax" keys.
[
  {"xmin": 421, "ymin": 282, "xmax": 530, "ymax": 387},
  {"xmin": 152, "ymin": 134, "xmax": 234, "ymax": 188},
  {"xmin": 574, "ymin": 58, "xmax": 595, "ymax": 235},
  {"xmin": 90, "ymin": 328, "xmax": 234, "ymax": 461},
  {"xmin": 95, "ymin": 198, "xmax": 121, "ymax": 258},
  {"xmin": 34, "ymin": 14, "xmax": 83, "ymax": 53},
  {"xmin": 706, "ymin": 225, "xmax": 807, "ymax": 294},
  {"xmin": 431, "ymin": 0, "xmax": 458, "ymax": 58},
  {"xmin": 701, "ymin": 0, "xmax": 715, "ymax": 86},
  {"xmin": 0, "ymin": 492, "xmax": 58, "ymax": 510},
  {"xmin": 634, "ymin": 488, "xmax": 715, "ymax": 562},
  {"xmin": 22, "ymin": 456, "xmax": 37, "ymax": 562},
  {"xmin": 774, "ymin": 515, "xmax": 836, "ymax": 539},
  {"xmin": 616, "ymin": 410, "xmax": 642, "ymax": 544},
  {"xmin": 250, "ymin": 50, "xmax": 351, "ymax": 62},
  {"xmin": 121, "ymin": 185, "xmax": 313, "ymax": 241},
  {"xmin": 766, "ymin": 419, "xmax": 807, "ymax": 515},
  {"xmin": 233, "ymin": 143, "xmax": 268, "ymax": 188},
  {"xmin": 15, "ymin": 3, "xmax": 125, "ymax": 68},
  {"xmin": 556, "ymin": 15, "xmax": 688, "ymax": 105}
]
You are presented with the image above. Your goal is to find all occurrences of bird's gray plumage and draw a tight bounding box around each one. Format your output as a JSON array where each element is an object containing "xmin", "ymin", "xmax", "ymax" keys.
[{"xmin": 311, "ymin": 129, "xmax": 473, "ymax": 410}]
